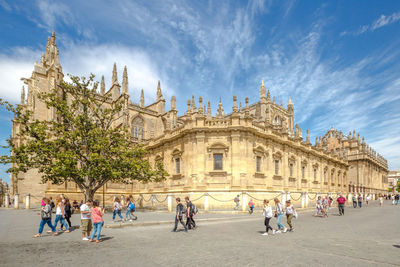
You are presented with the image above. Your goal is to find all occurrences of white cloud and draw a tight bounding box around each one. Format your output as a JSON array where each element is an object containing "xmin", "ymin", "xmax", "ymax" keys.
[
  {"xmin": 341, "ymin": 11, "xmax": 400, "ymax": 36},
  {"xmin": 0, "ymin": 43, "xmax": 174, "ymax": 106}
]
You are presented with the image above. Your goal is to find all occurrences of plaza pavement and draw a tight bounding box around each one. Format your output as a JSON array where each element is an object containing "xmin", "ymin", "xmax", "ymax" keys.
[{"xmin": 0, "ymin": 200, "xmax": 399, "ymax": 266}]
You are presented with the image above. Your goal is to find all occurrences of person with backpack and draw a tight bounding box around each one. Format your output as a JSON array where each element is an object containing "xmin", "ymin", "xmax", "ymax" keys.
[
  {"xmin": 357, "ymin": 194, "xmax": 363, "ymax": 208},
  {"xmin": 262, "ymin": 199, "xmax": 275, "ymax": 236},
  {"xmin": 185, "ymin": 196, "xmax": 196, "ymax": 230},
  {"xmin": 352, "ymin": 195, "xmax": 357, "ymax": 208},
  {"xmin": 273, "ymin": 198, "xmax": 287, "ymax": 233},
  {"xmin": 248, "ymin": 199, "xmax": 254, "ymax": 214},
  {"xmin": 234, "ymin": 195, "xmax": 240, "ymax": 210},
  {"xmin": 33, "ymin": 198, "xmax": 58, "ymax": 238},
  {"xmin": 171, "ymin": 197, "xmax": 187, "ymax": 232},
  {"xmin": 89, "ymin": 200, "xmax": 105, "ymax": 243},
  {"xmin": 125, "ymin": 198, "xmax": 137, "ymax": 221},
  {"xmin": 112, "ymin": 197, "xmax": 124, "ymax": 222}
]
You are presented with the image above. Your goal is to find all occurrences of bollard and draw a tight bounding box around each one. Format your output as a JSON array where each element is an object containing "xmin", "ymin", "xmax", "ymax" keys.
[
  {"xmin": 301, "ymin": 192, "xmax": 305, "ymax": 208},
  {"xmin": 242, "ymin": 193, "xmax": 248, "ymax": 212},
  {"xmin": 281, "ymin": 191, "xmax": 286, "ymax": 204},
  {"xmin": 25, "ymin": 194, "xmax": 30, "ymax": 209},
  {"xmin": 167, "ymin": 195, "xmax": 172, "ymax": 212},
  {"xmin": 14, "ymin": 194, "xmax": 19, "ymax": 209},
  {"xmin": 5, "ymin": 194, "xmax": 9, "ymax": 208},
  {"xmin": 151, "ymin": 195, "xmax": 155, "ymax": 210},
  {"xmin": 305, "ymin": 192, "xmax": 309, "ymax": 208},
  {"xmin": 204, "ymin": 195, "xmax": 209, "ymax": 212},
  {"xmin": 121, "ymin": 195, "xmax": 125, "ymax": 206},
  {"xmin": 347, "ymin": 193, "xmax": 352, "ymax": 205}
]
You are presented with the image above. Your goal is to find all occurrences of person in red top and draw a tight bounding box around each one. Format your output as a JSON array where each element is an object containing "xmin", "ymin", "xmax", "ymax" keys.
[
  {"xmin": 89, "ymin": 200, "xmax": 105, "ymax": 243},
  {"xmin": 336, "ymin": 194, "xmax": 346, "ymax": 216},
  {"xmin": 248, "ymin": 199, "xmax": 254, "ymax": 214}
]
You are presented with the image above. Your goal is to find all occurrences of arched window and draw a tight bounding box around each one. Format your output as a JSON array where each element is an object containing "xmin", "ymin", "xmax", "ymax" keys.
[
  {"xmin": 273, "ymin": 116, "xmax": 282, "ymax": 126},
  {"xmin": 132, "ymin": 117, "xmax": 144, "ymax": 139}
]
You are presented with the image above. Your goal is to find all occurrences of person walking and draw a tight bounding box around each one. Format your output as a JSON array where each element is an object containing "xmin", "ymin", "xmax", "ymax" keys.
[
  {"xmin": 171, "ymin": 197, "xmax": 187, "ymax": 232},
  {"xmin": 285, "ymin": 200, "xmax": 295, "ymax": 232},
  {"xmin": 352, "ymin": 195, "xmax": 357, "ymax": 208},
  {"xmin": 53, "ymin": 197, "xmax": 70, "ymax": 232},
  {"xmin": 262, "ymin": 199, "xmax": 275, "ymax": 236},
  {"xmin": 185, "ymin": 196, "xmax": 196, "ymax": 230},
  {"xmin": 379, "ymin": 194, "xmax": 384, "ymax": 206},
  {"xmin": 112, "ymin": 197, "xmax": 124, "ymax": 222},
  {"xmin": 357, "ymin": 194, "xmax": 363, "ymax": 208},
  {"xmin": 33, "ymin": 198, "xmax": 58, "ymax": 238},
  {"xmin": 314, "ymin": 196, "xmax": 322, "ymax": 217},
  {"xmin": 125, "ymin": 197, "xmax": 134, "ymax": 221},
  {"xmin": 365, "ymin": 194, "xmax": 370, "ymax": 206},
  {"xmin": 63, "ymin": 199, "xmax": 73, "ymax": 229},
  {"xmin": 395, "ymin": 194, "xmax": 399, "ymax": 205},
  {"xmin": 273, "ymin": 198, "xmax": 287, "ymax": 233},
  {"xmin": 248, "ymin": 199, "xmax": 254, "ymax": 214},
  {"xmin": 337, "ymin": 194, "xmax": 346, "ymax": 216},
  {"xmin": 89, "ymin": 200, "xmax": 105, "ymax": 243},
  {"xmin": 80, "ymin": 199, "xmax": 92, "ymax": 241},
  {"xmin": 49, "ymin": 196, "xmax": 55, "ymax": 211},
  {"xmin": 234, "ymin": 195, "xmax": 240, "ymax": 210}
]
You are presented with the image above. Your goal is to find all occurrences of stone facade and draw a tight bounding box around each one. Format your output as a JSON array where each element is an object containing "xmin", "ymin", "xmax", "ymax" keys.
[{"xmin": 10, "ymin": 33, "xmax": 388, "ymax": 208}]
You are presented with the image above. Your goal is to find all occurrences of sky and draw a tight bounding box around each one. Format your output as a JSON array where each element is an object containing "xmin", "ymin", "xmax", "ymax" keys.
[{"xmin": 0, "ymin": 0, "xmax": 400, "ymax": 184}]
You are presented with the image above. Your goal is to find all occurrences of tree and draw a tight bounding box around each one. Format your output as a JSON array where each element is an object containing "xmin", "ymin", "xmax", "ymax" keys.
[{"xmin": 0, "ymin": 75, "xmax": 167, "ymax": 200}]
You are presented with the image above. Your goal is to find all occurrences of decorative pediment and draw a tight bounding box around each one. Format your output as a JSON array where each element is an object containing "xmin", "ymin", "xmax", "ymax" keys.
[
  {"xmin": 301, "ymin": 159, "xmax": 308, "ymax": 166},
  {"xmin": 171, "ymin": 148, "xmax": 183, "ymax": 157},
  {"xmin": 273, "ymin": 151, "xmax": 282, "ymax": 159},
  {"xmin": 288, "ymin": 155, "xmax": 296, "ymax": 163},
  {"xmin": 312, "ymin": 163, "xmax": 319, "ymax": 169},
  {"xmin": 207, "ymin": 142, "xmax": 229, "ymax": 153},
  {"xmin": 253, "ymin": 145, "xmax": 268, "ymax": 156}
]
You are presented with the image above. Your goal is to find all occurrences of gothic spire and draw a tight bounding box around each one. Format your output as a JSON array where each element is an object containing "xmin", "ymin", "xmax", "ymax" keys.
[
  {"xmin": 207, "ymin": 101, "xmax": 212, "ymax": 117},
  {"xmin": 122, "ymin": 66, "xmax": 128, "ymax": 94},
  {"xmin": 198, "ymin": 96, "xmax": 203, "ymax": 113},
  {"xmin": 233, "ymin": 95, "xmax": 238, "ymax": 112},
  {"xmin": 100, "ymin": 75, "xmax": 105, "ymax": 95},
  {"xmin": 112, "ymin": 63, "xmax": 118, "ymax": 85},
  {"xmin": 191, "ymin": 95, "xmax": 197, "ymax": 112},
  {"xmin": 140, "ymin": 89, "xmax": 145, "ymax": 107},
  {"xmin": 171, "ymin": 96, "xmax": 177, "ymax": 110},
  {"xmin": 156, "ymin": 80, "xmax": 163, "ymax": 101},
  {"xmin": 260, "ymin": 78, "xmax": 266, "ymax": 99},
  {"xmin": 217, "ymin": 97, "xmax": 224, "ymax": 118},
  {"xmin": 21, "ymin": 86, "xmax": 25, "ymax": 104}
]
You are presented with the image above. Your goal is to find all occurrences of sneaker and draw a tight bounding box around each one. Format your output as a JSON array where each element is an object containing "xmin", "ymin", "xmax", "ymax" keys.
[
  {"xmin": 289, "ymin": 228, "xmax": 294, "ymax": 232},
  {"xmin": 272, "ymin": 230, "xmax": 276, "ymax": 235},
  {"xmin": 262, "ymin": 232, "xmax": 268, "ymax": 236},
  {"xmin": 129, "ymin": 219, "xmax": 133, "ymax": 222},
  {"xmin": 283, "ymin": 228, "xmax": 287, "ymax": 233},
  {"xmin": 82, "ymin": 237, "xmax": 89, "ymax": 241},
  {"xmin": 276, "ymin": 230, "xmax": 282, "ymax": 234}
]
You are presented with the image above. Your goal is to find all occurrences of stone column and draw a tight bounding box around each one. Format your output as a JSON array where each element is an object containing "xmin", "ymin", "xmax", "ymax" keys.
[
  {"xmin": 14, "ymin": 194, "xmax": 19, "ymax": 209},
  {"xmin": 231, "ymin": 133, "xmax": 241, "ymax": 188},
  {"xmin": 5, "ymin": 194, "xmax": 9, "ymax": 208},
  {"xmin": 347, "ymin": 193, "xmax": 352, "ymax": 205},
  {"xmin": 167, "ymin": 194, "xmax": 172, "ymax": 212},
  {"xmin": 286, "ymin": 191, "xmax": 291, "ymax": 203},
  {"xmin": 204, "ymin": 195, "xmax": 209, "ymax": 212},
  {"xmin": 301, "ymin": 192, "xmax": 305, "ymax": 208},
  {"xmin": 305, "ymin": 192, "xmax": 309, "ymax": 208},
  {"xmin": 242, "ymin": 193, "xmax": 248, "ymax": 212},
  {"xmin": 25, "ymin": 194, "xmax": 30, "ymax": 209},
  {"xmin": 281, "ymin": 191, "xmax": 286, "ymax": 204},
  {"xmin": 121, "ymin": 195, "xmax": 125, "ymax": 206}
]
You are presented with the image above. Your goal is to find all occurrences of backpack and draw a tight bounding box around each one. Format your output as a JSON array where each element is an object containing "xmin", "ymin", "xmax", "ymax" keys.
[
  {"xmin": 191, "ymin": 204, "xmax": 198, "ymax": 215},
  {"xmin": 129, "ymin": 202, "xmax": 135, "ymax": 212},
  {"xmin": 178, "ymin": 203, "xmax": 186, "ymax": 216},
  {"xmin": 42, "ymin": 205, "xmax": 52, "ymax": 220}
]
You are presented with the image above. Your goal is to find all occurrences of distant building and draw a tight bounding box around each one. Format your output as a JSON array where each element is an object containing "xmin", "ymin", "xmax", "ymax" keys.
[
  {"xmin": 10, "ymin": 32, "xmax": 388, "ymax": 207},
  {"xmin": 388, "ymin": 170, "xmax": 400, "ymax": 191}
]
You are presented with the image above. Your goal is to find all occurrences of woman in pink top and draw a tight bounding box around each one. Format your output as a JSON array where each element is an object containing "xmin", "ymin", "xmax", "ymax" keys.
[{"xmin": 89, "ymin": 200, "xmax": 105, "ymax": 243}]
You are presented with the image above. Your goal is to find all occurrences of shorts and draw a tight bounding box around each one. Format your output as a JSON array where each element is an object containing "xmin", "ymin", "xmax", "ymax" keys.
[{"xmin": 81, "ymin": 219, "xmax": 92, "ymax": 232}]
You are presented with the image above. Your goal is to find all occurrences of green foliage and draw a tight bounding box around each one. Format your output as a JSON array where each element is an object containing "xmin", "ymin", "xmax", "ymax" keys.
[{"xmin": 0, "ymin": 74, "xmax": 167, "ymax": 200}]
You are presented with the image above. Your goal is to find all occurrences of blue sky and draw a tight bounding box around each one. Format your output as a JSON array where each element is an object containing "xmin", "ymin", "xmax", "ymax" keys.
[{"xmin": 0, "ymin": 0, "xmax": 400, "ymax": 184}]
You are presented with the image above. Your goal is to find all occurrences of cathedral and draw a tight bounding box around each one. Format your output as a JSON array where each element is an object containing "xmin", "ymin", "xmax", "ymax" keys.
[{"xmin": 10, "ymin": 33, "xmax": 388, "ymax": 209}]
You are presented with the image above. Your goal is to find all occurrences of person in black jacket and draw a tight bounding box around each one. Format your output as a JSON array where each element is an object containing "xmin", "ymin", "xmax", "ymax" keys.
[
  {"xmin": 185, "ymin": 196, "xmax": 196, "ymax": 230},
  {"xmin": 172, "ymin": 198, "xmax": 187, "ymax": 232}
]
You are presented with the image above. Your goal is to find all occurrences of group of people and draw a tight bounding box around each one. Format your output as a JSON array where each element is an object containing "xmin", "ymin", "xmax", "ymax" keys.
[
  {"xmin": 111, "ymin": 197, "xmax": 137, "ymax": 222},
  {"xmin": 261, "ymin": 198, "xmax": 297, "ymax": 236},
  {"xmin": 172, "ymin": 196, "xmax": 197, "ymax": 232},
  {"xmin": 314, "ymin": 195, "xmax": 333, "ymax": 218},
  {"xmin": 34, "ymin": 196, "xmax": 105, "ymax": 243}
]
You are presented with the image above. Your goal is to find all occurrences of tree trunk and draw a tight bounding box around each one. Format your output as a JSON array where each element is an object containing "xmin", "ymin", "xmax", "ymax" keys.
[{"xmin": 84, "ymin": 188, "xmax": 96, "ymax": 202}]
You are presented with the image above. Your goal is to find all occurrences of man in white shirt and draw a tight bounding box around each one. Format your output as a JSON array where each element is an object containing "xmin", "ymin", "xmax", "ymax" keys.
[{"xmin": 80, "ymin": 199, "xmax": 92, "ymax": 241}]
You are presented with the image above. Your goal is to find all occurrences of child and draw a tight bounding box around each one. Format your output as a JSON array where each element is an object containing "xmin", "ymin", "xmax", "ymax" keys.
[
  {"xmin": 248, "ymin": 199, "xmax": 254, "ymax": 214},
  {"xmin": 90, "ymin": 200, "xmax": 105, "ymax": 243},
  {"xmin": 112, "ymin": 197, "xmax": 124, "ymax": 222},
  {"xmin": 262, "ymin": 199, "xmax": 274, "ymax": 236}
]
